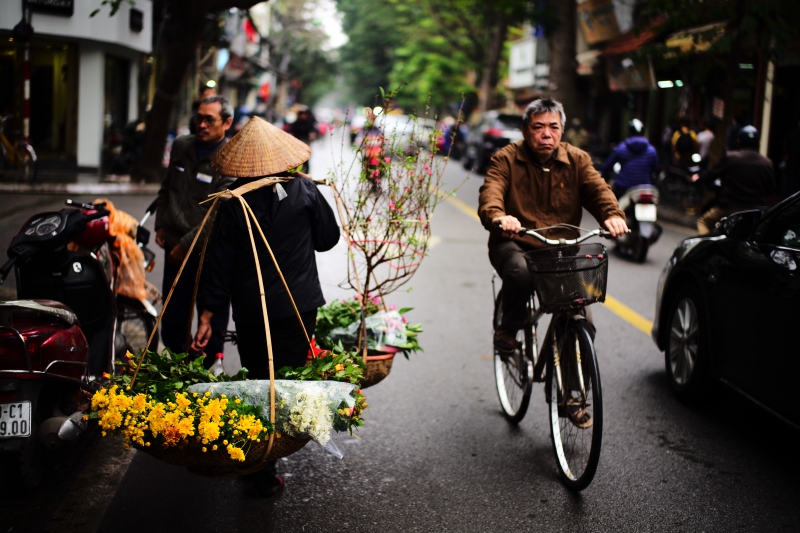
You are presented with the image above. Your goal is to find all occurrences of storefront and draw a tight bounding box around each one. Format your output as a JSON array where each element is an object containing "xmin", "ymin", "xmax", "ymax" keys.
[{"xmin": 0, "ymin": 1, "xmax": 152, "ymax": 170}]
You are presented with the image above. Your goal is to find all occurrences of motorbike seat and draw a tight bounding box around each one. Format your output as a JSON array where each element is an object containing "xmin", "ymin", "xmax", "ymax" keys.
[{"xmin": 0, "ymin": 299, "xmax": 80, "ymax": 327}]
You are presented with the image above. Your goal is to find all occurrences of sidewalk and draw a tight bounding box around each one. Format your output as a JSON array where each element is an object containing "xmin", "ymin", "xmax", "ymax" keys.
[{"xmin": 0, "ymin": 170, "xmax": 160, "ymax": 195}]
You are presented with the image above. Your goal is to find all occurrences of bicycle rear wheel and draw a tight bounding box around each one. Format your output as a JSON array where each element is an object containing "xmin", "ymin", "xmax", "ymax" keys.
[
  {"xmin": 493, "ymin": 290, "xmax": 532, "ymax": 423},
  {"xmin": 548, "ymin": 318, "xmax": 602, "ymax": 491}
]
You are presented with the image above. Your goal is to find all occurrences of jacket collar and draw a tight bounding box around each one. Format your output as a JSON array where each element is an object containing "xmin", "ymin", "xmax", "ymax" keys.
[{"xmin": 514, "ymin": 141, "xmax": 570, "ymax": 167}]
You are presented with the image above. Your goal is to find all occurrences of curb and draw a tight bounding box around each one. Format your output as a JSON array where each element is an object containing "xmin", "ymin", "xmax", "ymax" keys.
[{"xmin": 0, "ymin": 183, "xmax": 161, "ymax": 195}]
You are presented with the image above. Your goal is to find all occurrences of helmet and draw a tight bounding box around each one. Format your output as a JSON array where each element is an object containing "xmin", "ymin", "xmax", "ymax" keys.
[
  {"xmin": 628, "ymin": 118, "xmax": 644, "ymax": 136},
  {"xmin": 737, "ymin": 125, "xmax": 759, "ymax": 148}
]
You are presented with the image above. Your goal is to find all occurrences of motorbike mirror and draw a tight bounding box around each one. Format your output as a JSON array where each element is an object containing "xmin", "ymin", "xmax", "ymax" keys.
[
  {"xmin": 691, "ymin": 153, "xmax": 702, "ymax": 163},
  {"xmin": 717, "ymin": 209, "xmax": 760, "ymax": 239}
]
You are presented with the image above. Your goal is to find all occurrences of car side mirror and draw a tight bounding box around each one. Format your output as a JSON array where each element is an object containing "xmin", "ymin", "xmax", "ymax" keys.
[{"xmin": 717, "ymin": 209, "xmax": 760, "ymax": 239}]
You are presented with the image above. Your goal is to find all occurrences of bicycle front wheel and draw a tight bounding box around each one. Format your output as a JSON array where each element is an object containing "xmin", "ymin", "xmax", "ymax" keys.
[
  {"xmin": 493, "ymin": 290, "xmax": 532, "ymax": 423},
  {"xmin": 548, "ymin": 318, "xmax": 602, "ymax": 491}
]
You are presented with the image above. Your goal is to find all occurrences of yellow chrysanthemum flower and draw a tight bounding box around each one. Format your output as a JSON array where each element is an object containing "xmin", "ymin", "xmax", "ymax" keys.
[{"xmin": 227, "ymin": 445, "xmax": 245, "ymax": 462}]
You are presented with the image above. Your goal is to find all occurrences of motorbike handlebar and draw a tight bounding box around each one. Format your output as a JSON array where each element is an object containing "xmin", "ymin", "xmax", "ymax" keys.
[
  {"xmin": 83, "ymin": 209, "xmax": 110, "ymax": 222},
  {"xmin": 0, "ymin": 256, "xmax": 18, "ymax": 285}
]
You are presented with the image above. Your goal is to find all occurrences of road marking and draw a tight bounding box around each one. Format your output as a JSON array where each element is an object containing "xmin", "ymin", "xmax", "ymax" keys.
[
  {"xmin": 603, "ymin": 295, "xmax": 653, "ymax": 335},
  {"xmin": 439, "ymin": 192, "xmax": 654, "ymax": 335}
]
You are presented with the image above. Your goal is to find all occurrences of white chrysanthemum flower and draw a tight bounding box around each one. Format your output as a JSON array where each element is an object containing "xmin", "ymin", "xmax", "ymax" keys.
[{"xmin": 284, "ymin": 386, "xmax": 333, "ymax": 445}]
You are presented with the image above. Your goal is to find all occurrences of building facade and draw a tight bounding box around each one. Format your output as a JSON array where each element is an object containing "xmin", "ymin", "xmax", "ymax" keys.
[{"xmin": 0, "ymin": 0, "xmax": 153, "ymax": 170}]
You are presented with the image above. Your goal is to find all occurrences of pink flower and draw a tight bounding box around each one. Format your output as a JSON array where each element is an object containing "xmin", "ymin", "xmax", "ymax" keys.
[
  {"xmin": 423, "ymin": 163, "xmax": 430, "ymax": 170},
  {"xmin": 409, "ymin": 170, "xmax": 415, "ymax": 176},
  {"xmin": 419, "ymin": 214, "xmax": 425, "ymax": 221},
  {"xmin": 388, "ymin": 202, "xmax": 395, "ymax": 210},
  {"xmin": 389, "ymin": 304, "xmax": 396, "ymax": 310},
  {"xmin": 373, "ymin": 296, "xmax": 382, "ymax": 304},
  {"xmin": 370, "ymin": 169, "xmax": 380, "ymax": 178},
  {"xmin": 402, "ymin": 315, "xmax": 407, "ymax": 323},
  {"xmin": 426, "ymin": 169, "xmax": 433, "ymax": 175},
  {"xmin": 384, "ymin": 157, "xmax": 391, "ymax": 163}
]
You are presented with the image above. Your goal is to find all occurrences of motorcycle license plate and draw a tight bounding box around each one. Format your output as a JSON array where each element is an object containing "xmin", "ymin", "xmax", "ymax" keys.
[
  {"xmin": 0, "ymin": 401, "xmax": 32, "ymax": 438},
  {"xmin": 635, "ymin": 203, "xmax": 657, "ymax": 222}
]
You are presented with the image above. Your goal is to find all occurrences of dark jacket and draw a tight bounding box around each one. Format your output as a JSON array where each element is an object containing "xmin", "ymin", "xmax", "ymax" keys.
[
  {"xmin": 202, "ymin": 177, "xmax": 340, "ymax": 323},
  {"xmin": 478, "ymin": 141, "xmax": 624, "ymax": 250},
  {"xmin": 155, "ymin": 135, "xmax": 234, "ymax": 250},
  {"xmin": 601, "ymin": 136, "xmax": 659, "ymax": 190},
  {"xmin": 700, "ymin": 148, "xmax": 775, "ymax": 207}
]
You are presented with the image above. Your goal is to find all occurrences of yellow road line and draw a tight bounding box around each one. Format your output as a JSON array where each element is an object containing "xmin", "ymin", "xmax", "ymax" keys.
[
  {"xmin": 440, "ymin": 193, "xmax": 654, "ymax": 335},
  {"xmin": 603, "ymin": 295, "xmax": 653, "ymax": 335}
]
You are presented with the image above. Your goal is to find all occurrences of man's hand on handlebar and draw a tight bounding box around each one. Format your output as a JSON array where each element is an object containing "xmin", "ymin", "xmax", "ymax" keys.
[
  {"xmin": 493, "ymin": 215, "xmax": 522, "ymax": 234},
  {"xmin": 604, "ymin": 216, "xmax": 628, "ymax": 237}
]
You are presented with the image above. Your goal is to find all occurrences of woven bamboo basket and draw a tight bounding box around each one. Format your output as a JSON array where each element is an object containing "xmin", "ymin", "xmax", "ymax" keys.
[
  {"xmin": 306, "ymin": 350, "xmax": 396, "ymax": 389},
  {"xmin": 137, "ymin": 434, "xmax": 311, "ymax": 477},
  {"xmin": 361, "ymin": 352, "xmax": 395, "ymax": 388}
]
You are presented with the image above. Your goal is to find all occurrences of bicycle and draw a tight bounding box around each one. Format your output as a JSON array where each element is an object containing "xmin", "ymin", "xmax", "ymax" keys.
[
  {"xmin": 0, "ymin": 115, "xmax": 37, "ymax": 183},
  {"xmin": 492, "ymin": 224, "xmax": 613, "ymax": 491}
]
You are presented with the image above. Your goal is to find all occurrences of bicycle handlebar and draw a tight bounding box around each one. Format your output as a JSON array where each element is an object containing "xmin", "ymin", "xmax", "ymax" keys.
[{"xmin": 495, "ymin": 223, "xmax": 625, "ymax": 246}]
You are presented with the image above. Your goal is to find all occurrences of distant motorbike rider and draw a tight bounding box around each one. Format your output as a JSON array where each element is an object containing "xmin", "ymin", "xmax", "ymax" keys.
[
  {"xmin": 601, "ymin": 119, "xmax": 659, "ymax": 199},
  {"xmin": 692, "ymin": 125, "xmax": 775, "ymax": 235}
]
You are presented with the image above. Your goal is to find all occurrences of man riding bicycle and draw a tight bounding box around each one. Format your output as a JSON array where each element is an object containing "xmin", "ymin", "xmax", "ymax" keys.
[{"xmin": 478, "ymin": 97, "xmax": 627, "ymax": 354}]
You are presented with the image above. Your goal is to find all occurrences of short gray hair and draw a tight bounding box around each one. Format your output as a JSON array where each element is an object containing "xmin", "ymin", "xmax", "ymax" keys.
[
  {"xmin": 522, "ymin": 97, "xmax": 566, "ymax": 128},
  {"xmin": 200, "ymin": 95, "xmax": 233, "ymax": 121}
]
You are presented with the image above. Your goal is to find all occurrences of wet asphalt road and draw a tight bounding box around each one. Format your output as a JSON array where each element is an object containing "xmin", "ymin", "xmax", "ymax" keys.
[{"xmin": 1, "ymin": 134, "xmax": 799, "ymax": 532}]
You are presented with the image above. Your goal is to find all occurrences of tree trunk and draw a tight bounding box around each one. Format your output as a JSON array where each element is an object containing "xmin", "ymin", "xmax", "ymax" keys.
[
  {"xmin": 478, "ymin": 14, "xmax": 508, "ymax": 114},
  {"xmin": 134, "ymin": 41, "xmax": 196, "ymax": 182},
  {"xmin": 547, "ymin": 0, "xmax": 580, "ymax": 121}
]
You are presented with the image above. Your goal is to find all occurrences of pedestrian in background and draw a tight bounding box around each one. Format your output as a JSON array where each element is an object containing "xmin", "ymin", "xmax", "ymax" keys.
[
  {"xmin": 671, "ymin": 116, "xmax": 699, "ymax": 167},
  {"xmin": 155, "ymin": 95, "xmax": 234, "ymax": 367},
  {"xmin": 288, "ymin": 108, "xmax": 318, "ymax": 173},
  {"xmin": 696, "ymin": 118, "xmax": 715, "ymax": 168},
  {"xmin": 564, "ymin": 117, "xmax": 589, "ymax": 150}
]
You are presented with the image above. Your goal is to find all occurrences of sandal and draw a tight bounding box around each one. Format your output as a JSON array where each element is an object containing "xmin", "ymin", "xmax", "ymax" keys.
[
  {"xmin": 494, "ymin": 327, "xmax": 518, "ymax": 354},
  {"xmin": 567, "ymin": 398, "xmax": 593, "ymax": 428}
]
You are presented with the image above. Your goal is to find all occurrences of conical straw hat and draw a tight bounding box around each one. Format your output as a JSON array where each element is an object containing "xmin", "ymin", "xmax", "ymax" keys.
[{"xmin": 211, "ymin": 116, "xmax": 311, "ymax": 177}]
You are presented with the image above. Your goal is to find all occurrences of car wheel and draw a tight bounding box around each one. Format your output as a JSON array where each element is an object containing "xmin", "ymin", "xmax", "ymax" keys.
[{"xmin": 665, "ymin": 285, "xmax": 709, "ymax": 402}]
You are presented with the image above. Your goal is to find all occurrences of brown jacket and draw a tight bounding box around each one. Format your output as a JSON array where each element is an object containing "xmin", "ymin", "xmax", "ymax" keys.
[{"xmin": 478, "ymin": 141, "xmax": 624, "ymax": 249}]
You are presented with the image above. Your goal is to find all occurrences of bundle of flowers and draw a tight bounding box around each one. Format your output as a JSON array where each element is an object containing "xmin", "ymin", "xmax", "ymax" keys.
[
  {"xmin": 85, "ymin": 347, "xmax": 367, "ymax": 463},
  {"xmin": 314, "ymin": 295, "xmax": 423, "ymax": 358}
]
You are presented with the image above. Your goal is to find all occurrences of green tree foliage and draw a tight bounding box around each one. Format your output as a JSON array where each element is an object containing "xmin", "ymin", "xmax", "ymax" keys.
[
  {"xmin": 270, "ymin": 0, "xmax": 338, "ymax": 106},
  {"xmin": 335, "ymin": 0, "xmax": 405, "ymax": 107},
  {"xmin": 336, "ymin": 0, "xmax": 546, "ymax": 113}
]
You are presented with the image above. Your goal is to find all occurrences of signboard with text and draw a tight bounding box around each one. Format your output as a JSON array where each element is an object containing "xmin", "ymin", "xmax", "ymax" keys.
[
  {"xmin": 577, "ymin": 0, "xmax": 620, "ymax": 45},
  {"xmin": 25, "ymin": 0, "xmax": 74, "ymax": 16},
  {"xmin": 509, "ymin": 37, "xmax": 537, "ymax": 89}
]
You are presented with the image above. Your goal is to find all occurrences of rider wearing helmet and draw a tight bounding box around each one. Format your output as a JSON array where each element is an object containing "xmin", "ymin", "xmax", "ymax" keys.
[
  {"xmin": 601, "ymin": 119, "xmax": 659, "ymax": 198},
  {"xmin": 692, "ymin": 125, "xmax": 775, "ymax": 234}
]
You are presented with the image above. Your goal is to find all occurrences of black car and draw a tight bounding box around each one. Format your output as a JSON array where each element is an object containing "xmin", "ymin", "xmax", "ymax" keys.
[
  {"xmin": 463, "ymin": 111, "xmax": 523, "ymax": 174},
  {"xmin": 651, "ymin": 191, "xmax": 800, "ymax": 428}
]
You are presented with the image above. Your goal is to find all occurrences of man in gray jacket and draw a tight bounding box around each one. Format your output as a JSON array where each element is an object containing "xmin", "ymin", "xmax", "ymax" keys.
[{"xmin": 155, "ymin": 95, "xmax": 234, "ymax": 365}]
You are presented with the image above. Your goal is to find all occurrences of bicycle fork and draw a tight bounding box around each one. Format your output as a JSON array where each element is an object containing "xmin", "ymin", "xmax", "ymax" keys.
[{"xmin": 551, "ymin": 328, "xmax": 588, "ymax": 408}]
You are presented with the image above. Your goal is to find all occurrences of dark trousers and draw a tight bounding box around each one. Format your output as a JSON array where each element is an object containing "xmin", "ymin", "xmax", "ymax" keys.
[
  {"xmin": 161, "ymin": 254, "xmax": 229, "ymax": 368},
  {"xmin": 489, "ymin": 240, "xmax": 593, "ymax": 331},
  {"xmin": 236, "ymin": 310, "xmax": 316, "ymax": 379}
]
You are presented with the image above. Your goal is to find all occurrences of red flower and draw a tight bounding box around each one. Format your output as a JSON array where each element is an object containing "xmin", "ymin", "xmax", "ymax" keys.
[{"xmin": 307, "ymin": 338, "xmax": 326, "ymax": 358}]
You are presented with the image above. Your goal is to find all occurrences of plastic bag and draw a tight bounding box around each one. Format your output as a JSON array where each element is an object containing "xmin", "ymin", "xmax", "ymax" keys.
[
  {"xmin": 186, "ymin": 380, "xmax": 357, "ymax": 452},
  {"xmin": 95, "ymin": 198, "xmax": 147, "ymax": 301},
  {"xmin": 328, "ymin": 310, "xmax": 407, "ymax": 351}
]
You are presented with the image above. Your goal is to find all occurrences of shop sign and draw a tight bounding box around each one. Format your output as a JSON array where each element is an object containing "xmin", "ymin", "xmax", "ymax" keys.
[
  {"xmin": 509, "ymin": 37, "xmax": 536, "ymax": 89},
  {"xmin": 665, "ymin": 22, "xmax": 725, "ymax": 55},
  {"xmin": 25, "ymin": 0, "xmax": 74, "ymax": 17},
  {"xmin": 606, "ymin": 56, "xmax": 655, "ymax": 91},
  {"xmin": 577, "ymin": 0, "xmax": 620, "ymax": 45}
]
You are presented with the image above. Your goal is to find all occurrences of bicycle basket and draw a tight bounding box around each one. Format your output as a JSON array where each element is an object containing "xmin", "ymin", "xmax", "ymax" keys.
[{"xmin": 523, "ymin": 243, "xmax": 608, "ymax": 312}]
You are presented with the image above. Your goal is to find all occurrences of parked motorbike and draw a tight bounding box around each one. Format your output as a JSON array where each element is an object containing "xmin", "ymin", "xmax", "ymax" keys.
[
  {"xmin": 0, "ymin": 199, "xmax": 159, "ymax": 488},
  {"xmin": 614, "ymin": 184, "xmax": 663, "ymax": 263}
]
